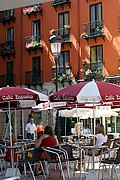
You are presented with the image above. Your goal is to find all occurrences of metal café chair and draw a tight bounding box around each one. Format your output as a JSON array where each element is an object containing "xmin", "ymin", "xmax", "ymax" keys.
[
  {"xmin": 42, "ymin": 146, "xmax": 70, "ymax": 180},
  {"xmin": 99, "ymin": 147, "xmax": 120, "ymax": 180},
  {"xmin": 59, "ymin": 143, "xmax": 84, "ymax": 176},
  {"xmin": 18, "ymin": 147, "xmax": 45, "ymax": 180}
]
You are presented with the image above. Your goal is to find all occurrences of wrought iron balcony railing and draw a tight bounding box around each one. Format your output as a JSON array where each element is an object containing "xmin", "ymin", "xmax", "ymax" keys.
[
  {"xmin": 0, "ymin": 40, "xmax": 15, "ymax": 57},
  {"xmin": 52, "ymin": 27, "xmax": 70, "ymax": 42},
  {"xmin": 81, "ymin": 61, "xmax": 105, "ymax": 80},
  {"xmin": 0, "ymin": 11, "xmax": 15, "ymax": 25},
  {"xmin": 52, "ymin": 0, "xmax": 71, "ymax": 8},
  {"xmin": 0, "ymin": 74, "xmax": 15, "ymax": 87},
  {"xmin": 25, "ymin": 34, "xmax": 43, "ymax": 50},
  {"xmin": 81, "ymin": 20, "xmax": 104, "ymax": 41},
  {"xmin": 25, "ymin": 71, "xmax": 43, "ymax": 86}
]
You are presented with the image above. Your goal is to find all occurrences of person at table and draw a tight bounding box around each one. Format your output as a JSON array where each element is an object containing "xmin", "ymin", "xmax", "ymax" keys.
[
  {"xmin": 86, "ymin": 123, "xmax": 107, "ymax": 156},
  {"xmin": 25, "ymin": 114, "xmax": 37, "ymax": 140},
  {"xmin": 83, "ymin": 124, "xmax": 91, "ymax": 134},
  {"xmin": 89, "ymin": 123, "xmax": 107, "ymax": 146},
  {"xmin": 36, "ymin": 118, "xmax": 44, "ymax": 139},
  {"xmin": 35, "ymin": 125, "xmax": 58, "ymax": 149},
  {"xmin": 35, "ymin": 125, "xmax": 58, "ymax": 175},
  {"xmin": 76, "ymin": 124, "xmax": 107, "ymax": 170}
]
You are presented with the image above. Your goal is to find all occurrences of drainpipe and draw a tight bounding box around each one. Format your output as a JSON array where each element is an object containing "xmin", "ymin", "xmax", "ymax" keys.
[
  {"xmin": 20, "ymin": 8, "xmax": 23, "ymax": 87},
  {"xmin": 77, "ymin": 0, "xmax": 80, "ymax": 80}
]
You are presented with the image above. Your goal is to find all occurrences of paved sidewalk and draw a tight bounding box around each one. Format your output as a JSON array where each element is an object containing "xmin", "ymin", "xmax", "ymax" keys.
[{"xmin": 1, "ymin": 163, "xmax": 120, "ymax": 179}]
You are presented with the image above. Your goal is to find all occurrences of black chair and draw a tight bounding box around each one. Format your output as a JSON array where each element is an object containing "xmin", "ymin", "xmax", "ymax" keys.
[
  {"xmin": 112, "ymin": 138, "xmax": 120, "ymax": 148},
  {"xmin": 18, "ymin": 147, "xmax": 45, "ymax": 180},
  {"xmin": 86, "ymin": 140, "xmax": 112, "ymax": 170},
  {"xmin": 42, "ymin": 146, "xmax": 70, "ymax": 180},
  {"xmin": 59, "ymin": 143, "xmax": 84, "ymax": 177},
  {"xmin": 99, "ymin": 147, "xmax": 120, "ymax": 180}
]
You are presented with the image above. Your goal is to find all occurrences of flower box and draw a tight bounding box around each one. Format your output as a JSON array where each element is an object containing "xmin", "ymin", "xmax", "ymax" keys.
[
  {"xmin": 25, "ymin": 41, "xmax": 43, "ymax": 50},
  {"xmin": 22, "ymin": 4, "xmax": 43, "ymax": 16}
]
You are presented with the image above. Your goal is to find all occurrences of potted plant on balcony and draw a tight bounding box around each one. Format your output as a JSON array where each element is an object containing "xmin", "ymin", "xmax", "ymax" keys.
[
  {"xmin": 22, "ymin": 4, "xmax": 42, "ymax": 15},
  {"xmin": 80, "ymin": 32, "xmax": 89, "ymax": 38},
  {"xmin": 25, "ymin": 41, "xmax": 43, "ymax": 50},
  {"xmin": 96, "ymin": 27, "xmax": 104, "ymax": 35},
  {"xmin": 81, "ymin": 60, "xmax": 103, "ymax": 80},
  {"xmin": 0, "ymin": 13, "xmax": 15, "ymax": 23},
  {"xmin": 52, "ymin": 73, "xmax": 72, "ymax": 87},
  {"xmin": 64, "ymin": 24, "xmax": 70, "ymax": 29}
]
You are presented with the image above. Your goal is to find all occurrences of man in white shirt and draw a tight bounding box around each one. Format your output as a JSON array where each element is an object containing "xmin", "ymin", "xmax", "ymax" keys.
[{"xmin": 25, "ymin": 116, "xmax": 37, "ymax": 140}]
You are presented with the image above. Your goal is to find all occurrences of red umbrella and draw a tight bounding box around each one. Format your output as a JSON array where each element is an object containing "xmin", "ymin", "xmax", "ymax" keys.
[
  {"xmin": 50, "ymin": 80, "xmax": 120, "ymax": 144},
  {"xmin": 0, "ymin": 86, "xmax": 48, "ymax": 108},
  {"xmin": 0, "ymin": 86, "xmax": 48, "ymax": 166},
  {"xmin": 50, "ymin": 80, "xmax": 120, "ymax": 107}
]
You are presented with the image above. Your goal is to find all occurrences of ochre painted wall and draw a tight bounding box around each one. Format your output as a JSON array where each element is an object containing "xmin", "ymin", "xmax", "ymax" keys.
[{"xmin": 0, "ymin": 0, "xmax": 120, "ymax": 86}]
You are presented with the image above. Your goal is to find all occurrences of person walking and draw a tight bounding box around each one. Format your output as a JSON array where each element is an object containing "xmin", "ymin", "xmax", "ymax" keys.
[
  {"xmin": 37, "ymin": 118, "xmax": 44, "ymax": 139},
  {"xmin": 25, "ymin": 113, "xmax": 37, "ymax": 140}
]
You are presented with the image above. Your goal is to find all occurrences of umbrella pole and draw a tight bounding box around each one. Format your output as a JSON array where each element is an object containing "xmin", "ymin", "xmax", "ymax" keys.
[
  {"xmin": 93, "ymin": 105, "xmax": 96, "ymax": 146},
  {"xmin": 22, "ymin": 110, "xmax": 24, "ymax": 139},
  {"xmin": 14, "ymin": 108, "xmax": 17, "ymax": 138},
  {"xmin": 65, "ymin": 117, "xmax": 67, "ymax": 136},
  {"xmin": 8, "ymin": 102, "xmax": 14, "ymax": 168}
]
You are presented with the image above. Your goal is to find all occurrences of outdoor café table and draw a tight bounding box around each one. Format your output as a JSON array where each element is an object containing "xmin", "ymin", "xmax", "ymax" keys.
[
  {"xmin": 80, "ymin": 145, "xmax": 107, "ymax": 170},
  {"xmin": 5, "ymin": 145, "xmax": 22, "ymax": 178}
]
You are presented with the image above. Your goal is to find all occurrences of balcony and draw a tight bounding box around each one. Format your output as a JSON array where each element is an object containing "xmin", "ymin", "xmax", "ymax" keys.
[
  {"xmin": 50, "ymin": 26, "xmax": 71, "ymax": 47},
  {"xmin": 81, "ymin": 61, "xmax": 105, "ymax": 81},
  {"xmin": 86, "ymin": 0, "xmax": 97, "ymax": 3},
  {"xmin": 25, "ymin": 71, "xmax": 43, "ymax": 88},
  {"xmin": 0, "ymin": 40, "xmax": 15, "ymax": 59},
  {"xmin": 81, "ymin": 20, "xmax": 105, "ymax": 43},
  {"xmin": 22, "ymin": 4, "xmax": 43, "ymax": 18},
  {"xmin": 25, "ymin": 34, "xmax": 43, "ymax": 54},
  {"xmin": 0, "ymin": 74, "xmax": 16, "ymax": 87},
  {"xmin": 0, "ymin": 12, "xmax": 15, "ymax": 26},
  {"xmin": 104, "ymin": 75, "xmax": 120, "ymax": 86},
  {"xmin": 52, "ymin": 0, "xmax": 71, "ymax": 11}
]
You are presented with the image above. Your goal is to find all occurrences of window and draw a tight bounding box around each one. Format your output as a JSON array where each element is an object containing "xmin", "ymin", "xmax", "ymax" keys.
[
  {"xmin": 6, "ymin": 9, "xmax": 14, "ymax": 16},
  {"xmin": 90, "ymin": 3, "xmax": 102, "ymax": 35},
  {"xmin": 59, "ymin": 51, "xmax": 70, "ymax": 74},
  {"xmin": 118, "ymin": 58, "xmax": 120, "ymax": 71},
  {"xmin": 6, "ymin": 27, "xmax": 14, "ymax": 49},
  {"xmin": 90, "ymin": 45, "xmax": 103, "ymax": 74},
  {"xmin": 32, "ymin": 20, "xmax": 40, "ymax": 41},
  {"xmin": 58, "ymin": 11, "xmax": 70, "ymax": 40},
  {"xmin": 6, "ymin": 61, "xmax": 14, "ymax": 86},
  {"xmin": 32, "ymin": 56, "xmax": 40, "ymax": 83},
  {"xmin": 118, "ymin": 16, "xmax": 120, "ymax": 32}
]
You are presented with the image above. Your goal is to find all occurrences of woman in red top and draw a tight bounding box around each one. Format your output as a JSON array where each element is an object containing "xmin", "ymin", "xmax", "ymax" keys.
[
  {"xmin": 35, "ymin": 126, "xmax": 58, "ymax": 175},
  {"xmin": 36, "ymin": 125, "xmax": 58, "ymax": 149}
]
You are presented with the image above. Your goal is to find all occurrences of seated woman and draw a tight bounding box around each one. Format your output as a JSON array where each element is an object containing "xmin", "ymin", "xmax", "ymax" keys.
[
  {"xmin": 76, "ymin": 124, "xmax": 107, "ymax": 170},
  {"xmin": 89, "ymin": 123, "xmax": 107, "ymax": 146},
  {"xmin": 35, "ymin": 125, "xmax": 58, "ymax": 175}
]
